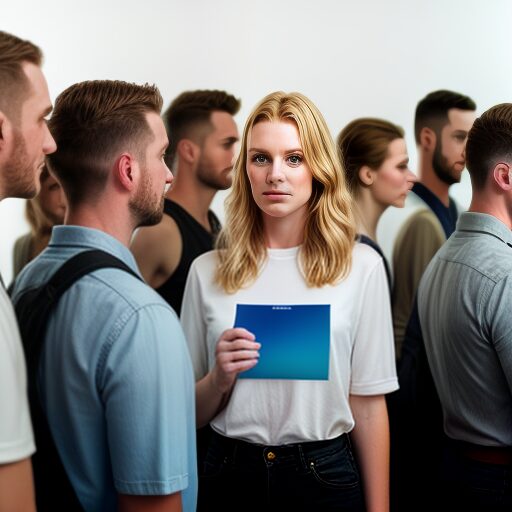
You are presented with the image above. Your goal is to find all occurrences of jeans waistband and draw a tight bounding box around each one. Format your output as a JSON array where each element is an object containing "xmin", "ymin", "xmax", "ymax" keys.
[{"xmin": 210, "ymin": 430, "xmax": 350, "ymax": 464}]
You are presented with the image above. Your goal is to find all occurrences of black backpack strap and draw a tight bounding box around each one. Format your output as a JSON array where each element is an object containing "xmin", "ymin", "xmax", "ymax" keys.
[
  {"xmin": 21, "ymin": 249, "xmax": 140, "ymax": 380},
  {"xmin": 14, "ymin": 249, "xmax": 141, "ymax": 511}
]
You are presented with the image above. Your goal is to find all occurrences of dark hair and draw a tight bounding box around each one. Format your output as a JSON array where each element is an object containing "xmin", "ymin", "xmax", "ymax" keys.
[
  {"xmin": 466, "ymin": 103, "xmax": 512, "ymax": 190},
  {"xmin": 0, "ymin": 30, "xmax": 42, "ymax": 121},
  {"xmin": 47, "ymin": 80, "xmax": 163, "ymax": 204},
  {"xmin": 163, "ymin": 89, "xmax": 240, "ymax": 165},
  {"xmin": 414, "ymin": 89, "xmax": 476, "ymax": 143},
  {"xmin": 337, "ymin": 117, "xmax": 404, "ymax": 193}
]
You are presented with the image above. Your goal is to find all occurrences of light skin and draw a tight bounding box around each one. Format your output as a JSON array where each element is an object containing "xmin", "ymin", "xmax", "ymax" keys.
[
  {"xmin": 417, "ymin": 108, "xmax": 476, "ymax": 206},
  {"xmin": 0, "ymin": 62, "xmax": 56, "ymax": 200},
  {"xmin": 28, "ymin": 172, "xmax": 67, "ymax": 260},
  {"xmin": 38, "ymin": 173, "xmax": 66, "ymax": 226},
  {"xmin": 469, "ymin": 161, "xmax": 512, "ymax": 228},
  {"xmin": 131, "ymin": 110, "xmax": 239, "ymax": 289},
  {"xmin": 0, "ymin": 60, "xmax": 56, "ymax": 512},
  {"xmin": 356, "ymin": 138, "xmax": 416, "ymax": 240},
  {"xmin": 196, "ymin": 120, "xmax": 391, "ymax": 512}
]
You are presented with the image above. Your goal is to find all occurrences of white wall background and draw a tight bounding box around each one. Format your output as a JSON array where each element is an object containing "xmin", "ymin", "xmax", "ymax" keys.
[{"xmin": 2, "ymin": 0, "xmax": 511, "ymax": 284}]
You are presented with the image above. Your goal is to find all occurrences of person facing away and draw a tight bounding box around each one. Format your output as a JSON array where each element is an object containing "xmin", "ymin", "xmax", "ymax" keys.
[
  {"xmin": 180, "ymin": 91, "xmax": 398, "ymax": 512},
  {"xmin": 337, "ymin": 117, "xmax": 416, "ymax": 289},
  {"xmin": 11, "ymin": 80, "xmax": 197, "ymax": 512},
  {"xmin": 377, "ymin": 90, "xmax": 476, "ymax": 360},
  {"xmin": 417, "ymin": 103, "xmax": 512, "ymax": 511},
  {"xmin": 12, "ymin": 165, "xmax": 66, "ymax": 280},
  {"xmin": 0, "ymin": 30, "xmax": 56, "ymax": 512},
  {"xmin": 131, "ymin": 89, "xmax": 240, "ymax": 316}
]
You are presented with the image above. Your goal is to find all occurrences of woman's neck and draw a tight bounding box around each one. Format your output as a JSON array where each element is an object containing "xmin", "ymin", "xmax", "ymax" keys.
[
  {"xmin": 262, "ymin": 209, "xmax": 306, "ymax": 248},
  {"xmin": 355, "ymin": 190, "xmax": 386, "ymax": 242}
]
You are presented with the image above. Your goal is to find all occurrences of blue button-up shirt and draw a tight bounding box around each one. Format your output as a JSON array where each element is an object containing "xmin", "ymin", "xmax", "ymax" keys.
[
  {"xmin": 12, "ymin": 226, "xmax": 197, "ymax": 511},
  {"xmin": 418, "ymin": 212, "xmax": 512, "ymax": 446}
]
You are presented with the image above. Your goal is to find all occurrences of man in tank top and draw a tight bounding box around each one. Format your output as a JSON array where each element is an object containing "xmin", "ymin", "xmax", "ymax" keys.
[{"xmin": 132, "ymin": 89, "xmax": 240, "ymax": 316}]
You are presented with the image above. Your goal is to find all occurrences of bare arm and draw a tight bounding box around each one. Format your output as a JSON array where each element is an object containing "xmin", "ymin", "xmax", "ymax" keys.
[
  {"xmin": 195, "ymin": 328, "xmax": 260, "ymax": 427},
  {"xmin": 0, "ymin": 458, "xmax": 36, "ymax": 512},
  {"xmin": 131, "ymin": 216, "xmax": 182, "ymax": 289},
  {"xmin": 118, "ymin": 491, "xmax": 182, "ymax": 512},
  {"xmin": 349, "ymin": 394, "xmax": 390, "ymax": 512}
]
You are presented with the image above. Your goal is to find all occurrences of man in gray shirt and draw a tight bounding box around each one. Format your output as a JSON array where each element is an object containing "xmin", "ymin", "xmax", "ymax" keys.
[{"xmin": 418, "ymin": 103, "xmax": 512, "ymax": 511}]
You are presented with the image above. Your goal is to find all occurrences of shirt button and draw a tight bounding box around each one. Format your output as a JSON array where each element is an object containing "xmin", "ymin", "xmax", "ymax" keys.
[{"xmin": 266, "ymin": 451, "xmax": 276, "ymax": 461}]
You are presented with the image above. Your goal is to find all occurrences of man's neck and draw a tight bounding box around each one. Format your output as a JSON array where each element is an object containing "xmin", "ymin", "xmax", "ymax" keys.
[
  {"xmin": 167, "ymin": 179, "xmax": 217, "ymax": 231},
  {"xmin": 469, "ymin": 193, "xmax": 512, "ymax": 229},
  {"xmin": 66, "ymin": 205, "xmax": 135, "ymax": 247}
]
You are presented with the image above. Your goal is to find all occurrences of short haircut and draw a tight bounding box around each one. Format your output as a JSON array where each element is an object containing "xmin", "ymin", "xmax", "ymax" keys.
[
  {"xmin": 337, "ymin": 117, "xmax": 404, "ymax": 194},
  {"xmin": 47, "ymin": 80, "xmax": 163, "ymax": 204},
  {"xmin": 163, "ymin": 89, "xmax": 240, "ymax": 166},
  {"xmin": 414, "ymin": 89, "xmax": 476, "ymax": 144},
  {"xmin": 0, "ymin": 30, "xmax": 42, "ymax": 121},
  {"xmin": 466, "ymin": 103, "xmax": 512, "ymax": 190}
]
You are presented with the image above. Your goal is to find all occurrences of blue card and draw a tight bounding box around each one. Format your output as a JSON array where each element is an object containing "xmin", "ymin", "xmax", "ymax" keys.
[{"xmin": 234, "ymin": 304, "xmax": 330, "ymax": 380}]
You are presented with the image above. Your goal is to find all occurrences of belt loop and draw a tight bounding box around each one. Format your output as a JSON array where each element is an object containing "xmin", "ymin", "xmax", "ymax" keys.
[{"xmin": 297, "ymin": 442, "xmax": 308, "ymax": 469}]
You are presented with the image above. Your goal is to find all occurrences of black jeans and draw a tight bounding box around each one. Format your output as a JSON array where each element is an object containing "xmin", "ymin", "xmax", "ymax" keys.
[{"xmin": 198, "ymin": 430, "xmax": 365, "ymax": 512}]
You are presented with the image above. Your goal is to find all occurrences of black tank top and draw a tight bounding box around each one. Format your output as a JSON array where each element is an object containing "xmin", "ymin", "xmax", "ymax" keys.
[{"xmin": 156, "ymin": 199, "xmax": 221, "ymax": 316}]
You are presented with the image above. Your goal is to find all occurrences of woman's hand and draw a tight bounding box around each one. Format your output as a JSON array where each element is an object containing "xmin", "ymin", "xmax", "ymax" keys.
[{"xmin": 211, "ymin": 327, "xmax": 260, "ymax": 393}]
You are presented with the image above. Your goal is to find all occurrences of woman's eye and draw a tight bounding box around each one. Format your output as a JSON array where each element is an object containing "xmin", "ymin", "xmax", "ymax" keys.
[
  {"xmin": 253, "ymin": 154, "xmax": 268, "ymax": 164},
  {"xmin": 287, "ymin": 154, "xmax": 302, "ymax": 165}
]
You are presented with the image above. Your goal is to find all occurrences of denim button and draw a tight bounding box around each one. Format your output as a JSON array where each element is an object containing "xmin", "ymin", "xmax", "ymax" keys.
[{"xmin": 266, "ymin": 451, "xmax": 276, "ymax": 461}]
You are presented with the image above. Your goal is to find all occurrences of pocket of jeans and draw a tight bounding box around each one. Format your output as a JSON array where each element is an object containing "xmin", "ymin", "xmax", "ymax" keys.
[{"xmin": 308, "ymin": 446, "xmax": 360, "ymax": 489}]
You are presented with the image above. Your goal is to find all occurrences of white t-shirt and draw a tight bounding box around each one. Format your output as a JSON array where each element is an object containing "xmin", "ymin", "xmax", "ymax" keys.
[
  {"xmin": 181, "ymin": 243, "xmax": 398, "ymax": 445},
  {"xmin": 0, "ymin": 285, "xmax": 35, "ymax": 463}
]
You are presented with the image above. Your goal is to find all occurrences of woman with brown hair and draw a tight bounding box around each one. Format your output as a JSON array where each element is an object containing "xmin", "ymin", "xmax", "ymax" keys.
[{"xmin": 337, "ymin": 118, "xmax": 416, "ymax": 287}]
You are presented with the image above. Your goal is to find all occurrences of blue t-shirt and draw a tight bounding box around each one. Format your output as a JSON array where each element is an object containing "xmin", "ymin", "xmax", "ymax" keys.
[{"xmin": 12, "ymin": 226, "xmax": 197, "ymax": 512}]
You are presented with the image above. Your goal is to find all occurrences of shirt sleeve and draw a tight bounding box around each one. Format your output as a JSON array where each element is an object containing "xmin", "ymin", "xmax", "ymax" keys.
[
  {"xmin": 180, "ymin": 261, "xmax": 209, "ymax": 381},
  {"xmin": 0, "ymin": 288, "xmax": 35, "ymax": 463},
  {"xmin": 350, "ymin": 259, "xmax": 398, "ymax": 395},
  {"xmin": 99, "ymin": 303, "xmax": 195, "ymax": 496}
]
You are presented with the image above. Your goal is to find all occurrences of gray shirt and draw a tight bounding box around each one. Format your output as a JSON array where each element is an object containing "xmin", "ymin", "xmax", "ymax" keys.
[{"xmin": 418, "ymin": 212, "xmax": 512, "ymax": 447}]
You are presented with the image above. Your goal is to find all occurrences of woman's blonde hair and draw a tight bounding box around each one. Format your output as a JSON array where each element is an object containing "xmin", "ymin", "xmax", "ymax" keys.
[{"xmin": 215, "ymin": 91, "xmax": 356, "ymax": 293}]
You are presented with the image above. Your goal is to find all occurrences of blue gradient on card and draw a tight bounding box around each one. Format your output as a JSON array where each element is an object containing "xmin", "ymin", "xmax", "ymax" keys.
[{"xmin": 235, "ymin": 304, "xmax": 330, "ymax": 380}]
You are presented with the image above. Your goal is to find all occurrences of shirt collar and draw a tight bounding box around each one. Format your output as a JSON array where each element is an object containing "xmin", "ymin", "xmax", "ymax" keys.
[
  {"xmin": 457, "ymin": 212, "xmax": 512, "ymax": 247},
  {"xmin": 48, "ymin": 225, "xmax": 141, "ymax": 276}
]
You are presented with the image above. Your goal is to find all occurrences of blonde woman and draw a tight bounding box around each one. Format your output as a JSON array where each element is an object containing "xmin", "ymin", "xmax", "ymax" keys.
[
  {"xmin": 181, "ymin": 92, "xmax": 398, "ymax": 511},
  {"xmin": 337, "ymin": 118, "xmax": 416, "ymax": 288},
  {"xmin": 12, "ymin": 166, "xmax": 66, "ymax": 279}
]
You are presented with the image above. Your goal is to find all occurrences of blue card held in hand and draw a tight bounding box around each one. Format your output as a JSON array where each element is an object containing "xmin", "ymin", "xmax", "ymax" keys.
[{"xmin": 234, "ymin": 304, "xmax": 330, "ymax": 380}]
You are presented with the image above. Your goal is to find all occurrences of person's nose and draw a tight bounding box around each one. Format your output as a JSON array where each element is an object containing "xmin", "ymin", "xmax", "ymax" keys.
[
  {"xmin": 266, "ymin": 159, "xmax": 285, "ymax": 184},
  {"xmin": 43, "ymin": 124, "xmax": 57, "ymax": 155}
]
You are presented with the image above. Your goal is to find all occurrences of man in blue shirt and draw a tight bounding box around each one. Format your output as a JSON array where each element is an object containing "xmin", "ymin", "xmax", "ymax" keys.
[
  {"xmin": 418, "ymin": 103, "xmax": 512, "ymax": 511},
  {"xmin": 11, "ymin": 80, "xmax": 197, "ymax": 512}
]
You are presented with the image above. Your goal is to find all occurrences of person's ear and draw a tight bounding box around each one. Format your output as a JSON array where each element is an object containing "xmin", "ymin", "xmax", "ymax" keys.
[
  {"xmin": 358, "ymin": 165, "xmax": 375, "ymax": 186},
  {"xmin": 493, "ymin": 162, "xmax": 512, "ymax": 191},
  {"xmin": 177, "ymin": 139, "xmax": 200, "ymax": 164},
  {"xmin": 114, "ymin": 152, "xmax": 138, "ymax": 192},
  {"xmin": 419, "ymin": 127, "xmax": 436, "ymax": 152},
  {"xmin": 0, "ymin": 111, "xmax": 12, "ymax": 155}
]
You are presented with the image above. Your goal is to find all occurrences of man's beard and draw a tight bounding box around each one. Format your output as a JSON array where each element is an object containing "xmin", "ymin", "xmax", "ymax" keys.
[
  {"xmin": 129, "ymin": 168, "xmax": 165, "ymax": 228},
  {"xmin": 3, "ymin": 130, "xmax": 39, "ymax": 199},
  {"xmin": 432, "ymin": 141, "xmax": 459, "ymax": 186},
  {"xmin": 197, "ymin": 154, "xmax": 232, "ymax": 191}
]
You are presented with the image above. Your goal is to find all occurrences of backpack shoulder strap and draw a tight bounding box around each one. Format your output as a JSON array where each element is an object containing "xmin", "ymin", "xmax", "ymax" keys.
[{"xmin": 44, "ymin": 249, "xmax": 140, "ymax": 302}]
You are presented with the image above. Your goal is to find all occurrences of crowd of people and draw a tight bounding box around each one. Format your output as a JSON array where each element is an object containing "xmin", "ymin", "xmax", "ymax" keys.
[{"xmin": 1, "ymin": 29, "xmax": 512, "ymax": 512}]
